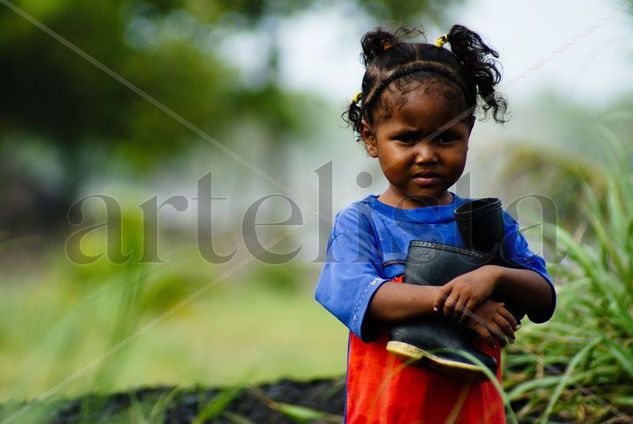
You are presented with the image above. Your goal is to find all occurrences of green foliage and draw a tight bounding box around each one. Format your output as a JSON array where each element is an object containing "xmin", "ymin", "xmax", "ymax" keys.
[
  {"xmin": 0, "ymin": 0, "xmax": 456, "ymax": 160},
  {"xmin": 272, "ymin": 401, "xmax": 336, "ymax": 423},
  {"xmin": 141, "ymin": 386, "xmax": 183, "ymax": 423},
  {"xmin": 0, "ymin": 0, "xmax": 462, "ymax": 233},
  {"xmin": 504, "ymin": 138, "xmax": 633, "ymax": 422},
  {"xmin": 0, "ymin": 1, "xmax": 303, "ymax": 166},
  {"xmin": 222, "ymin": 412, "xmax": 257, "ymax": 424},
  {"xmin": 193, "ymin": 386, "xmax": 242, "ymax": 423},
  {"xmin": 0, "ymin": 231, "xmax": 344, "ymax": 403}
]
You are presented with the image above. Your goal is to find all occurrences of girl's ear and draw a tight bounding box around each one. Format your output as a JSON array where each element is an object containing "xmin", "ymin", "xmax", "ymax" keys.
[{"xmin": 360, "ymin": 119, "xmax": 378, "ymax": 157}]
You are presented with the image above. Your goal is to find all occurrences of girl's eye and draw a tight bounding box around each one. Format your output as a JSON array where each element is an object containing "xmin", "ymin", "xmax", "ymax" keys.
[
  {"xmin": 435, "ymin": 134, "xmax": 457, "ymax": 144},
  {"xmin": 395, "ymin": 133, "xmax": 417, "ymax": 144}
]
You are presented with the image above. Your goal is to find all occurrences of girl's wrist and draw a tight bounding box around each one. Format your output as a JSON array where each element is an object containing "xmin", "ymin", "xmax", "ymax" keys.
[{"xmin": 482, "ymin": 264, "xmax": 504, "ymax": 291}]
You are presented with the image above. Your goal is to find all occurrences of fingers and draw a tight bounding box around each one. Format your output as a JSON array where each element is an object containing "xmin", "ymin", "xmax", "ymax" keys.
[
  {"xmin": 433, "ymin": 284, "xmax": 452, "ymax": 312},
  {"xmin": 460, "ymin": 300, "xmax": 515, "ymax": 348},
  {"xmin": 476, "ymin": 319, "xmax": 509, "ymax": 348},
  {"xmin": 493, "ymin": 315, "xmax": 515, "ymax": 344},
  {"xmin": 479, "ymin": 304, "xmax": 515, "ymax": 346},
  {"xmin": 460, "ymin": 298, "xmax": 479, "ymax": 323},
  {"xmin": 497, "ymin": 303, "xmax": 518, "ymax": 330},
  {"xmin": 487, "ymin": 322, "xmax": 507, "ymax": 347},
  {"xmin": 460, "ymin": 313, "xmax": 495, "ymax": 347},
  {"xmin": 451, "ymin": 296, "xmax": 468, "ymax": 322},
  {"xmin": 443, "ymin": 292, "xmax": 459, "ymax": 319}
]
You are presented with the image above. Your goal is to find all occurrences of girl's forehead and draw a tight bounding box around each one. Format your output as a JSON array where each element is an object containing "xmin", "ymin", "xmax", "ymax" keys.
[{"xmin": 382, "ymin": 85, "xmax": 468, "ymax": 126}]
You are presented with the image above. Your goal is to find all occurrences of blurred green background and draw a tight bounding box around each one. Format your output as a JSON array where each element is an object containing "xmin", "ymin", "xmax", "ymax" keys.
[{"xmin": 1, "ymin": 0, "xmax": 632, "ymax": 422}]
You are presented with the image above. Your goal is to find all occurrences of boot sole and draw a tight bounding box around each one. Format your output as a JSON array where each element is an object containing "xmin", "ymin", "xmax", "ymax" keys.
[{"xmin": 386, "ymin": 341, "xmax": 487, "ymax": 379}]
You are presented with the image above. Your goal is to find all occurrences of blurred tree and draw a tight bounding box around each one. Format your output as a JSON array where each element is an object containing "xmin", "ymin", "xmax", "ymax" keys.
[{"xmin": 0, "ymin": 0, "xmax": 459, "ymax": 234}]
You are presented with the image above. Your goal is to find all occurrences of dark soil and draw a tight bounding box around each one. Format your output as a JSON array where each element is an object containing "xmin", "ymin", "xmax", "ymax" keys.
[
  {"xmin": 0, "ymin": 377, "xmax": 346, "ymax": 424},
  {"xmin": 6, "ymin": 377, "xmax": 628, "ymax": 423}
]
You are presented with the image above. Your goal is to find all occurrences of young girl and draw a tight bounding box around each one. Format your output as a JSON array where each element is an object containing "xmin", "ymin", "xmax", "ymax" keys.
[{"xmin": 315, "ymin": 25, "xmax": 556, "ymax": 423}]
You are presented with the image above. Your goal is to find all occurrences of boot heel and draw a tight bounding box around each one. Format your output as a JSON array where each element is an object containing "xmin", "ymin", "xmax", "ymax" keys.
[
  {"xmin": 388, "ymin": 340, "xmax": 488, "ymax": 380},
  {"xmin": 386, "ymin": 341, "xmax": 425, "ymax": 361}
]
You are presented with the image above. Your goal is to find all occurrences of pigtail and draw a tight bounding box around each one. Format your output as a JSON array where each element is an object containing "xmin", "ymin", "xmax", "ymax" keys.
[
  {"xmin": 346, "ymin": 94, "xmax": 363, "ymax": 136},
  {"xmin": 446, "ymin": 25, "xmax": 508, "ymax": 123},
  {"xmin": 360, "ymin": 28, "xmax": 400, "ymax": 66},
  {"xmin": 344, "ymin": 29, "xmax": 401, "ymax": 137},
  {"xmin": 345, "ymin": 28, "xmax": 422, "ymax": 136}
]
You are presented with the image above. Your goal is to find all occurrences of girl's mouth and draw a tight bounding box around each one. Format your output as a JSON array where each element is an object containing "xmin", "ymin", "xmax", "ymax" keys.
[
  {"xmin": 412, "ymin": 172, "xmax": 441, "ymax": 186},
  {"xmin": 412, "ymin": 176, "xmax": 440, "ymax": 186}
]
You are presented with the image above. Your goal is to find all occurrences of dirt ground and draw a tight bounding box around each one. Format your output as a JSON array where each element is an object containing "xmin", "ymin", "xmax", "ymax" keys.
[{"xmin": 2, "ymin": 378, "xmax": 346, "ymax": 423}]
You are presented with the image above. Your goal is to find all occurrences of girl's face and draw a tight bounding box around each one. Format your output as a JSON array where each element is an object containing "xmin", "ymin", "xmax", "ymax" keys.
[{"xmin": 361, "ymin": 86, "xmax": 474, "ymax": 209}]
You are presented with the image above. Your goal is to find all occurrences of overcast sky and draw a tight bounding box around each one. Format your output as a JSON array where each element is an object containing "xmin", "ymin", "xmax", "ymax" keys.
[{"xmin": 273, "ymin": 0, "xmax": 632, "ymax": 107}]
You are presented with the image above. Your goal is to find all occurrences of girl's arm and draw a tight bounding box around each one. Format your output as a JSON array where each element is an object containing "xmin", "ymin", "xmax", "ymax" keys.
[
  {"xmin": 368, "ymin": 282, "xmax": 440, "ymax": 322},
  {"xmin": 369, "ymin": 280, "xmax": 518, "ymax": 346},
  {"xmin": 435, "ymin": 212, "xmax": 556, "ymax": 324},
  {"xmin": 434, "ymin": 264, "xmax": 554, "ymax": 324},
  {"xmin": 489, "ymin": 265, "xmax": 554, "ymax": 322}
]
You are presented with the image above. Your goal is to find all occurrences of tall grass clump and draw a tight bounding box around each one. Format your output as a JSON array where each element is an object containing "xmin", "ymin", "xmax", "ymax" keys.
[{"xmin": 504, "ymin": 133, "xmax": 633, "ymax": 423}]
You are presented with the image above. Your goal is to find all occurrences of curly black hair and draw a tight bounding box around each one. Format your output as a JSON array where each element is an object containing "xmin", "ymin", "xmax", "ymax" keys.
[{"xmin": 345, "ymin": 24, "xmax": 508, "ymax": 137}]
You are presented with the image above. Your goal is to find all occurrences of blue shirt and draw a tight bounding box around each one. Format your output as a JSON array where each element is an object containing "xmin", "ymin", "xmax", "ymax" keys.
[{"xmin": 315, "ymin": 193, "xmax": 556, "ymax": 342}]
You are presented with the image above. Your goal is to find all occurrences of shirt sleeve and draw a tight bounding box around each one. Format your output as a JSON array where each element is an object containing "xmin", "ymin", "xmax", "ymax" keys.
[
  {"xmin": 314, "ymin": 205, "xmax": 389, "ymax": 342},
  {"xmin": 501, "ymin": 211, "xmax": 556, "ymax": 323}
]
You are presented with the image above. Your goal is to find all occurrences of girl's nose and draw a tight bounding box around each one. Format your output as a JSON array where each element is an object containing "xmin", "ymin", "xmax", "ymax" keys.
[{"xmin": 414, "ymin": 141, "xmax": 439, "ymax": 164}]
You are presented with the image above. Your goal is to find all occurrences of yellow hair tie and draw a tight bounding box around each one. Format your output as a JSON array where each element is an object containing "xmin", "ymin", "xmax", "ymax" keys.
[
  {"xmin": 434, "ymin": 34, "xmax": 448, "ymax": 48},
  {"xmin": 352, "ymin": 91, "xmax": 363, "ymax": 105}
]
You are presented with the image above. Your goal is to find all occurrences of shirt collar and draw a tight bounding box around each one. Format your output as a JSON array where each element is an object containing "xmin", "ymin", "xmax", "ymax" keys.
[{"xmin": 366, "ymin": 192, "xmax": 467, "ymax": 224}]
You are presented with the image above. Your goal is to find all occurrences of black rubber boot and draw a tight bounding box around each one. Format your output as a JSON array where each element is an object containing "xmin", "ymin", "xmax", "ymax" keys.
[
  {"xmin": 389, "ymin": 320, "xmax": 497, "ymax": 379},
  {"xmin": 455, "ymin": 198, "xmax": 525, "ymax": 320},
  {"xmin": 386, "ymin": 240, "xmax": 497, "ymax": 380},
  {"xmin": 386, "ymin": 198, "xmax": 521, "ymax": 381}
]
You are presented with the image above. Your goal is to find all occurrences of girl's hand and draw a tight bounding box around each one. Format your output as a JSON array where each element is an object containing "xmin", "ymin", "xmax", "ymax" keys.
[
  {"xmin": 461, "ymin": 299, "xmax": 517, "ymax": 347},
  {"xmin": 433, "ymin": 265, "xmax": 500, "ymax": 322}
]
